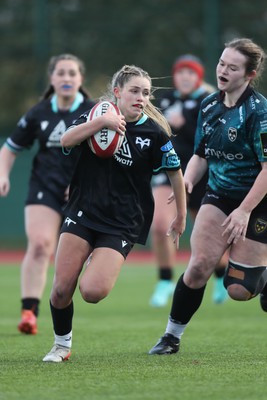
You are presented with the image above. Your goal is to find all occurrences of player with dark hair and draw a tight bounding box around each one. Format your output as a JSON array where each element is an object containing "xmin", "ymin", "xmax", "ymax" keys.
[
  {"xmin": 42, "ymin": 64, "xmax": 187, "ymax": 362},
  {"xmin": 150, "ymin": 54, "xmax": 228, "ymax": 307},
  {"xmin": 149, "ymin": 38, "xmax": 267, "ymax": 355},
  {"xmin": 0, "ymin": 54, "xmax": 95, "ymax": 335}
]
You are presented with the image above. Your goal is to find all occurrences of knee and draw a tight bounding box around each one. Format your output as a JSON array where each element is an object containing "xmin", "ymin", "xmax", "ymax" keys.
[
  {"xmin": 189, "ymin": 254, "xmax": 209, "ymax": 279},
  {"xmin": 151, "ymin": 222, "xmax": 169, "ymax": 239},
  {"xmin": 226, "ymin": 284, "xmax": 251, "ymax": 301},
  {"xmin": 51, "ymin": 279, "xmax": 75, "ymax": 308},
  {"xmin": 79, "ymin": 284, "xmax": 108, "ymax": 304},
  {"xmin": 28, "ymin": 235, "xmax": 54, "ymax": 259},
  {"xmin": 184, "ymin": 255, "xmax": 211, "ymax": 288},
  {"xmin": 51, "ymin": 285, "xmax": 68, "ymax": 307},
  {"xmin": 224, "ymin": 259, "xmax": 266, "ymax": 301}
]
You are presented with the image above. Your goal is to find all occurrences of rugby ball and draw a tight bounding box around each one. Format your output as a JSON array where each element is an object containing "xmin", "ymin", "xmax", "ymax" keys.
[{"xmin": 87, "ymin": 101, "xmax": 124, "ymax": 158}]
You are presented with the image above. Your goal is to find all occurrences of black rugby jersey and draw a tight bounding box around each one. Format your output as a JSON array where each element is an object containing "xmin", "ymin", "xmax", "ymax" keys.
[
  {"xmin": 194, "ymin": 87, "xmax": 267, "ymax": 200},
  {"xmin": 5, "ymin": 94, "xmax": 95, "ymax": 201},
  {"xmin": 64, "ymin": 113, "xmax": 181, "ymax": 245},
  {"xmin": 156, "ymin": 86, "xmax": 211, "ymax": 171}
]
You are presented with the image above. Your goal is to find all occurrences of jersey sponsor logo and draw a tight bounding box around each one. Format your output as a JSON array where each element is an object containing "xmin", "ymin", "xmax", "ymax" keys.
[
  {"xmin": 135, "ymin": 137, "xmax": 151, "ymax": 149},
  {"xmin": 114, "ymin": 138, "xmax": 133, "ymax": 166},
  {"xmin": 228, "ymin": 127, "xmax": 237, "ymax": 142},
  {"xmin": 205, "ymin": 147, "xmax": 244, "ymax": 160},
  {"xmin": 250, "ymin": 96, "xmax": 256, "ymax": 111},
  {"xmin": 254, "ymin": 218, "xmax": 267, "ymax": 234},
  {"xmin": 18, "ymin": 116, "xmax": 27, "ymax": 129},
  {"xmin": 122, "ymin": 240, "xmax": 128, "ymax": 248},
  {"xmin": 64, "ymin": 217, "xmax": 77, "ymax": 226},
  {"xmin": 238, "ymin": 106, "xmax": 244, "ymax": 123},
  {"xmin": 202, "ymin": 99, "xmax": 218, "ymax": 113},
  {"xmin": 203, "ymin": 122, "xmax": 214, "ymax": 135},
  {"xmin": 260, "ymin": 133, "xmax": 267, "ymax": 158},
  {"xmin": 41, "ymin": 121, "xmax": 49, "ymax": 131},
  {"xmin": 46, "ymin": 120, "xmax": 67, "ymax": 147}
]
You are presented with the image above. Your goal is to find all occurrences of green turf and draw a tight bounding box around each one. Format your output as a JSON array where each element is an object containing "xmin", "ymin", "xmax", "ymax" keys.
[{"xmin": 0, "ymin": 261, "xmax": 266, "ymax": 400}]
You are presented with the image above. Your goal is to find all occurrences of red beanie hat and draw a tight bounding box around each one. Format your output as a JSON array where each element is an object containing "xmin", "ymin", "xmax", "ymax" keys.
[{"xmin": 172, "ymin": 54, "xmax": 205, "ymax": 86}]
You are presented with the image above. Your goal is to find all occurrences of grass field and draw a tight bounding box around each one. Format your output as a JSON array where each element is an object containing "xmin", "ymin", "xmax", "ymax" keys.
[{"xmin": 0, "ymin": 258, "xmax": 266, "ymax": 400}]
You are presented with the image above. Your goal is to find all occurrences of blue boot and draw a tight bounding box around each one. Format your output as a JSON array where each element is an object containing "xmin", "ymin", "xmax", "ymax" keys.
[
  {"xmin": 150, "ymin": 280, "xmax": 175, "ymax": 307},
  {"xmin": 212, "ymin": 277, "xmax": 228, "ymax": 304}
]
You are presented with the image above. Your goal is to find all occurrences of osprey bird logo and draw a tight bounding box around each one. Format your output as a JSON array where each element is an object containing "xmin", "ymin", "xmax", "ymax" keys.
[{"xmin": 136, "ymin": 137, "xmax": 151, "ymax": 149}]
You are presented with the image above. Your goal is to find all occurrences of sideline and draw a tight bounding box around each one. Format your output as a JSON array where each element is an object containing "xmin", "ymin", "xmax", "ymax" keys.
[{"xmin": 0, "ymin": 250, "xmax": 190, "ymax": 265}]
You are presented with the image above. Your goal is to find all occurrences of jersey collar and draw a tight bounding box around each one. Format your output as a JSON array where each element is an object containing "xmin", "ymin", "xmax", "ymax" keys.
[
  {"xmin": 51, "ymin": 92, "xmax": 84, "ymax": 113},
  {"xmin": 135, "ymin": 112, "xmax": 148, "ymax": 125},
  {"xmin": 219, "ymin": 85, "xmax": 253, "ymax": 108}
]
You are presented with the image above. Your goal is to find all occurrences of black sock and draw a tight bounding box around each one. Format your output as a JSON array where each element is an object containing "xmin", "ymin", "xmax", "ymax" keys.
[
  {"xmin": 159, "ymin": 267, "xmax": 173, "ymax": 281},
  {"xmin": 170, "ymin": 274, "xmax": 206, "ymax": 324},
  {"xmin": 50, "ymin": 301, "xmax": 74, "ymax": 336},
  {"xmin": 21, "ymin": 298, "xmax": 40, "ymax": 317}
]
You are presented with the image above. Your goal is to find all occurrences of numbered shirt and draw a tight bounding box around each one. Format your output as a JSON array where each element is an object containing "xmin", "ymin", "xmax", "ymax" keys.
[
  {"xmin": 5, "ymin": 96, "xmax": 95, "ymax": 198},
  {"xmin": 194, "ymin": 87, "xmax": 267, "ymax": 200},
  {"xmin": 64, "ymin": 113, "xmax": 181, "ymax": 244}
]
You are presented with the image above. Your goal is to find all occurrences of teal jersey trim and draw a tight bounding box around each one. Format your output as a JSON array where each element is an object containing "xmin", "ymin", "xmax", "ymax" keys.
[
  {"xmin": 4, "ymin": 140, "xmax": 21, "ymax": 154},
  {"xmin": 51, "ymin": 92, "xmax": 84, "ymax": 113},
  {"xmin": 135, "ymin": 113, "xmax": 148, "ymax": 125}
]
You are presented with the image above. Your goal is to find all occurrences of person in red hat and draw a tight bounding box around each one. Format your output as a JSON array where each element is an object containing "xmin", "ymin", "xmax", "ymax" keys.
[{"xmin": 150, "ymin": 54, "xmax": 228, "ymax": 307}]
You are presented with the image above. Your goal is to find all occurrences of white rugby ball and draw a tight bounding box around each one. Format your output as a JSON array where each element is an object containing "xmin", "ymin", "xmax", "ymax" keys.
[{"xmin": 87, "ymin": 101, "xmax": 124, "ymax": 158}]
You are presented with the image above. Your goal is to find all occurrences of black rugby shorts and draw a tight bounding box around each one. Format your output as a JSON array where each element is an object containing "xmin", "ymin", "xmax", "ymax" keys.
[
  {"xmin": 26, "ymin": 180, "xmax": 65, "ymax": 214},
  {"xmin": 60, "ymin": 217, "xmax": 134, "ymax": 259}
]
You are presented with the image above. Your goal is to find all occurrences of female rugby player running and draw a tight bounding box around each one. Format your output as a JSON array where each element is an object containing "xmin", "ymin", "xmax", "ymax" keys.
[
  {"xmin": 149, "ymin": 38, "xmax": 267, "ymax": 355},
  {"xmin": 42, "ymin": 64, "xmax": 187, "ymax": 362}
]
